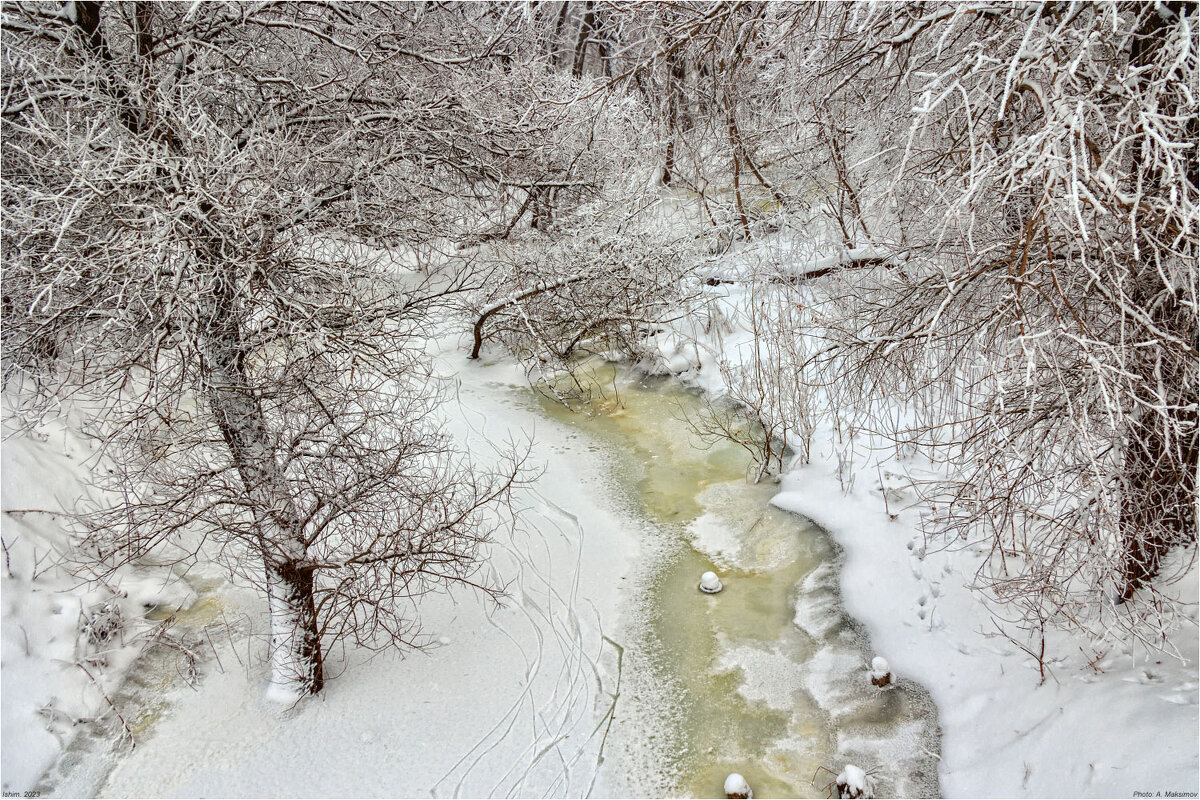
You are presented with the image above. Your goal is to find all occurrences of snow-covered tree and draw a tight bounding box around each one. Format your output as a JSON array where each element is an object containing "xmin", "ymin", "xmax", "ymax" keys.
[
  {"xmin": 2, "ymin": 1, "xmax": 524, "ymax": 698},
  {"xmin": 784, "ymin": 1, "xmax": 1198, "ymax": 658}
]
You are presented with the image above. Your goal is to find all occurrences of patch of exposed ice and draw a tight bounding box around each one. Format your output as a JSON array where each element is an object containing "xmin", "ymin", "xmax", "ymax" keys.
[
  {"xmin": 714, "ymin": 641, "xmax": 804, "ymax": 711},
  {"xmin": 793, "ymin": 564, "xmax": 842, "ymax": 640},
  {"xmin": 801, "ymin": 645, "xmax": 869, "ymax": 721},
  {"xmin": 689, "ymin": 511, "xmax": 744, "ymax": 566}
]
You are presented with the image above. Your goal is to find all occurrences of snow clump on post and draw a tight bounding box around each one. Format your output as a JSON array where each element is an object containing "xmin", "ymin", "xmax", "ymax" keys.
[
  {"xmin": 836, "ymin": 764, "xmax": 873, "ymax": 799},
  {"xmin": 870, "ymin": 656, "xmax": 891, "ymax": 687},
  {"xmin": 724, "ymin": 772, "xmax": 752, "ymax": 799},
  {"xmin": 699, "ymin": 570, "xmax": 724, "ymax": 593}
]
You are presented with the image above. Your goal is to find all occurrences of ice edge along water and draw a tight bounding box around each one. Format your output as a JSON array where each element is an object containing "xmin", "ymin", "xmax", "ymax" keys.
[
  {"xmin": 3, "ymin": 319, "xmax": 1197, "ymax": 798},
  {"xmin": 650, "ymin": 275, "xmax": 1199, "ymax": 799}
]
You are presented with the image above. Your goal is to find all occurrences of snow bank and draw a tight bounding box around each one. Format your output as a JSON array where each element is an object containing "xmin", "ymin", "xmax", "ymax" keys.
[
  {"xmin": 772, "ymin": 462, "xmax": 1198, "ymax": 796},
  {"xmin": 1, "ymin": 397, "xmax": 183, "ymax": 791},
  {"xmin": 652, "ymin": 241, "xmax": 1200, "ymax": 797}
]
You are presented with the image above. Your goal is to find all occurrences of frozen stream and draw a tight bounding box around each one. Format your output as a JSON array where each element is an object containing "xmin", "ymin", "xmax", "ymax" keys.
[
  {"xmin": 527, "ymin": 364, "xmax": 941, "ymax": 798},
  {"xmin": 33, "ymin": 353, "xmax": 940, "ymax": 798}
]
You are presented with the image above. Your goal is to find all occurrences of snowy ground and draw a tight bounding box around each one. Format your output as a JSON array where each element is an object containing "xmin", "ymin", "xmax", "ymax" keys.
[
  {"xmin": 650, "ymin": 264, "xmax": 1200, "ymax": 798},
  {"xmin": 772, "ymin": 463, "xmax": 1199, "ymax": 798},
  {"xmin": 1, "ymin": 395, "xmax": 205, "ymax": 793},
  {"xmin": 3, "ymin": 254, "xmax": 1197, "ymax": 798},
  {"xmin": 4, "ymin": 345, "xmax": 643, "ymax": 798}
]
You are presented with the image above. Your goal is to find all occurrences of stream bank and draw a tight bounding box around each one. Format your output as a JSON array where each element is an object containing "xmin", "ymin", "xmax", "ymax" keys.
[
  {"xmin": 32, "ymin": 352, "xmax": 941, "ymax": 798},
  {"xmin": 527, "ymin": 362, "xmax": 941, "ymax": 798}
]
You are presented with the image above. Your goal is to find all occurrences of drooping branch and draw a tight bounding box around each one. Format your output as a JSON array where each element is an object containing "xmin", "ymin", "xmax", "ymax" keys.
[{"xmin": 469, "ymin": 273, "xmax": 589, "ymax": 360}]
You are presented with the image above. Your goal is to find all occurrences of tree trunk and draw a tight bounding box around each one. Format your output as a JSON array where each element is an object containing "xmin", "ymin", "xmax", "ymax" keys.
[
  {"xmin": 1118, "ymin": 1, "xmax": 1198, "ymax": 600},
  {"xmin": 133, "ymin": 2, "xmax": 154, "ymax": 59},
  {"xmin": 814, "ymin": 108, "xmax": 871, "ymax": 248},
  {"xmin": 201, "ymin": 279, "xmax": 324, "ymax": 696},
  {"xmin": 662, "ymin": 52, "xmax": 685, "ymax": 186},
  {"xmin": 265, "ymin": 560, "xmax": 324, "ymax": 699},
  {"xmin": 550, "ymin": 0, "xmax": 571, "ymax": 67},
  {"xmin": 593, "ymin": 8, "xmax": 613, "ymax": 78},
  {"xmin": 1118, "ymin": 290, "xmax": 1197, "ymax": 601},
  {"xmin": 725, "ymin": 99, "xmax": 751, "ymax": 240},
  {"xmin": 72, "ymin": 1, "xmax": 108, "ymax": 55},
  {"xmin": 663, "ymin": 139, "xmax": 676, "ymax": 186},
  {"xmin": 571, "ymin": 1, "xmax": 594, "ymax": 78}
]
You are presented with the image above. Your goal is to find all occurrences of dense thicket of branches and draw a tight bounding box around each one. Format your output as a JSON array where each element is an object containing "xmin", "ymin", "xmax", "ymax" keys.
[
  {"xmin": 597, "ymin": 1, "xmax": 1198, "ymax": 659},
  {"xmin": 3, "ymin": 1, "xmax": 1196, "ymax": 688},
  {"xmin": 2, "ymin": 2, "xmax": 533, "ymax": 697},
  {"xmin": 789, "ymin": 2, "xmax": 1197, "ymax": 657}
]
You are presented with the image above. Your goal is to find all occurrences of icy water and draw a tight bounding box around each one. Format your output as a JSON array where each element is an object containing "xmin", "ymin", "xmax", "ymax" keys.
[
  {"xmin": 530, "ymin": 363, "xmax": 941, "ymax": 798},
  {"xmin": 33, "ymin": 359, "xmax": 939, "ymax": 799},
  {"xmin": 32, "ymin": 568, "xmax": 248, "ymax": 799}
]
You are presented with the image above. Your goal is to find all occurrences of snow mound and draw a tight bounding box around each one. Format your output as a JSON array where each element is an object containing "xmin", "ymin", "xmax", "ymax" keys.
[
  {"xmin": 723, "ymin": 772, "xmax": 752, "ymax": 798},
  {"xmin": 700, "ymin": 571, "xmax": 724, "ymax": 593},
  {"xmin": 836, "ymin": 764, "xmax": 872, "ymax": 799}
]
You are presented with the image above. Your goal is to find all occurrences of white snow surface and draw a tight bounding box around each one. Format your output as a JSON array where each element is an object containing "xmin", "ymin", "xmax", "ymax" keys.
[
  {"xmin": 771, "ymin": 464, "xmax": 1198, "ymax": 797},
  {"xmin": 3, "ymin": 236, "xmax": 1197, "ymax": 798},
  {"xmin": 1, "ymin": 395, "xmax": 192, "ymax": 793},
  {"xmin": 651, "ymin": 260, "xmax": 1200, "ymax": 798},
  {"xmin": 2, "ymin": 342, "xmax": 642, "ymax": 797}
]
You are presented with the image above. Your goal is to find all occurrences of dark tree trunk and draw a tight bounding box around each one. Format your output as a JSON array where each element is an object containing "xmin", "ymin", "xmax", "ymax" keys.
[
  {"xmin": 571, "ymin": 1, "xmax": 594, "ymax": 78},
  {"xmin": 200, "ymin": 270, "xmax": 324, "ymax": 695},
  {"xmin": 265, "ymin": 560, "xmax": 325, "ymax": 697},
  {"xmin": 133, "ymin": 2, "xmax": 154, "ymax": 59},
  {"xmin": 725, "ymin": 99, "xmax": 751, "ymax": 240},
  {"xmin": 662, "ymin": 52, "xmax": 686, "ymax": 186},
  {"xmin": 1117, "ymin": 1, "xmax": 1198, "ymax": 600},
  {"xmin": 72, "ymin": 1, "xmax": 107, "ymax": 54},
  {"xmin": 593, "ymin": 8, "xmax": 613, "ymax": 78},
  {"xmin": 550, "ymin": 0, "xmax": 571, "ymax": 66},
  {"xmin": 69, "ymin": 1, "xmax": 156, "ymax": 139}
]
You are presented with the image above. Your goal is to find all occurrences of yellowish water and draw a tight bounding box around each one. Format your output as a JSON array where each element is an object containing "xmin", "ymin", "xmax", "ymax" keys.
[
  {"xmin": 531, "ymin": 363, "xmax": 844, "ymax": 797},
  {"xmin": 130, "ymin": 577, "xmax": 230, "ymax": 738},
  {"xmin": 144, "ymin": 594, "xmax": 224, "ymax": 627}
]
